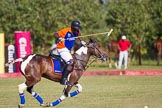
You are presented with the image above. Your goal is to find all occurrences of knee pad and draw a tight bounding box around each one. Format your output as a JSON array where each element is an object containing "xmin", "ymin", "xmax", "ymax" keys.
[{"xmin": 66, "ymin": 59, "xmax": 75, "ymax": 72}]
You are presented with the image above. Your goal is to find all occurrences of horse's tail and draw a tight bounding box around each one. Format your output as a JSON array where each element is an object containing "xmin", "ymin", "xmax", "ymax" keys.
[{"xmin": 5, "ymin": 58, "xmax": 23, "ymax": 67}]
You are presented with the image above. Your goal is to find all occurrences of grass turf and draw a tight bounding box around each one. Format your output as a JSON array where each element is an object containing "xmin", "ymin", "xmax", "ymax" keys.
[{"xmin": 0, "ymin": 76, "xmax": 162, "ymax": 108}]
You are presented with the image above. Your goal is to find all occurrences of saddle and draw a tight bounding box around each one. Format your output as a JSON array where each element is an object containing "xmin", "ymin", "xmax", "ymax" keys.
[{"xmin": 49, "ymin": 52, "xmax": 66, "ymax": 75}]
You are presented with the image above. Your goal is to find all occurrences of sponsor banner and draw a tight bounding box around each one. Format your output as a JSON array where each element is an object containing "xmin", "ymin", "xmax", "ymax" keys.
[
  {"xmin": 5, "ymin": 44, "xmax": 16, "ymax": 73},
  {"xmin": 0, "ymin": 33, "xmax": 5, "ymax": 74},
  {"xmin": 14, "ymin": 31, "xmax": 31, "ymax": 72}
]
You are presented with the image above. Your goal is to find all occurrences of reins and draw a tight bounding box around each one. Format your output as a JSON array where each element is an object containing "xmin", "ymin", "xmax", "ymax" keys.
[
  {"xmin": 73, "ymin": 43, "xmax": 104, "ymax": 71},
  {"xmin": 92, "ymin": 44, "xmax": 105, "ymax": 60},
  {"xmin": 84, "ymin": 56, "xmax": 96, "ymax": 70},
  {"xmin": 74, "ymin": 55, "xmax": 96, "ymax": 71}
]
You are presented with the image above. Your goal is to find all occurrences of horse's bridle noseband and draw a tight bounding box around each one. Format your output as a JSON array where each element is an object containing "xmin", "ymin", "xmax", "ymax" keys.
[{"xmin": 88, "ymin": 43, "xmax": 107, "ymax": 62}]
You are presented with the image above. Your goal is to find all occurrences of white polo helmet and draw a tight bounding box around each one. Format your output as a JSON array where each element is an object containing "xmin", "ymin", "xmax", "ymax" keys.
[{"xmin": 122, "ymin": 35, "xmax": 126, "ymax": 40}]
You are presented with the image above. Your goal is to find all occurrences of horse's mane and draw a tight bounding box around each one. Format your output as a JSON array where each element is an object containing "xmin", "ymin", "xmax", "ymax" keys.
[{"xmin": 75, "ymin": 46, "xmax": 88, "ymax": 55}]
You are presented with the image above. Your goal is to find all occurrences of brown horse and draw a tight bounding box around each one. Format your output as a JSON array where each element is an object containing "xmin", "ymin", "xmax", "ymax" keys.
[
  {"xmin": 153, "ymin": 39, "xmax": 162, "ymax": 65},
  {"xmin": 107, "ymin": 40, "xmax": 119, "ymax": 68},
  {"xmin": 5, "ymin": 38, "xmax": 107, "ymax": 108}
]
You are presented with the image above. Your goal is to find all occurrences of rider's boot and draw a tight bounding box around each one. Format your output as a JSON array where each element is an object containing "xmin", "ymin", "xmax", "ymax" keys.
[
  {"xmin": 60, "ymin": 60, "xmax": 74, "ymax": 85},
  {"xmin": 60, "ymin": 65, "xmax": 70, "ymax": 85}
]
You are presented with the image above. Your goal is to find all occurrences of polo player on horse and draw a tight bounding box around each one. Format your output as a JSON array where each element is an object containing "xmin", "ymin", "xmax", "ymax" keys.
[{"xmin": 52, "ymin": 20, "xmax": 86, "ymax": 85}]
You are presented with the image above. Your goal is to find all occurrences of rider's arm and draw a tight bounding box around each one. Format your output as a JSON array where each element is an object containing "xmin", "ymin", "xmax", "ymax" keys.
[
  {"xmin": 77, "ymin": 31, "xmax": 86, "ymax": 46},
  {"xmin": 54, "ymin": 32, "xmax": 59, "ymax": 39},
  {"xmin": 54, "ymin": 32, "xmax": 63, "ymax": 43}
]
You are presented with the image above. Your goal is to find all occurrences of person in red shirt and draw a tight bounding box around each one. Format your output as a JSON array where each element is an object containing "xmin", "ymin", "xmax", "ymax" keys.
[{"xmin": 118, "ymin": 35, "xmax": 132, "ymax": 70}]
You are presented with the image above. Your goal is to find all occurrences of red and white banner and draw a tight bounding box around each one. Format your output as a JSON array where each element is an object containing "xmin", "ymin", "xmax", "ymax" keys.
[
  {"xmin": 5, "ymin": 44, "xmax": 16, "ymax": 73},
  {"xmin": 14, "ymin": 31, "xmax": 31, "ymax": 72}
]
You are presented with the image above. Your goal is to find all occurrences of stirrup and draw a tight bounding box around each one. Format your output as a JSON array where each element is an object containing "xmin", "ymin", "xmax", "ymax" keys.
[
  {"xmin": 60, "ymin": 78, "xmax": 73, "ymax": 86},
  {"xmin": 64, "ymin": 80, "xmax": 73, "ymax": 87},
  {"xmin": 66, "ymin": 81, "xmax": 73, "ymax": 87},
  {"xmin": 60, "ymin": 78, "xmax": 68, "ymax": 85}
]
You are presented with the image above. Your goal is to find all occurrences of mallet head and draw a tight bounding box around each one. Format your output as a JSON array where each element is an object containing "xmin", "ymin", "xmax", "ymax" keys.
[{"xmin": 107, "ymin": 29, "xmax": 113, "ymax": 37}]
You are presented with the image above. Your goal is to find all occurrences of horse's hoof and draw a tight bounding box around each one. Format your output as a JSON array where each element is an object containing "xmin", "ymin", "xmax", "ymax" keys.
[
  {"xmin": 40, "ymin": 103, "xmax": 46, "ymax": 107},
  {"xmin": 45, "ymin": 102, "xmax": 51, "ymax": 107},
  {"xmin": 18, "ymin": 104, "xmax": 24, "ymax": 108}
]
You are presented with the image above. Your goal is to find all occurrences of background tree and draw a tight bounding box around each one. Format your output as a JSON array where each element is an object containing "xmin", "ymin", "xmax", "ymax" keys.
[
  {"xmin": 0, "ymin": 0, "xmax": 106, "ymax": 54},
  {"xmin": 0, "ymin": 0, "xmax": 162, "ymax": 64},
  {"xmin": 104, "ymin": 0, "xmax": 161, "ymax": 64}
]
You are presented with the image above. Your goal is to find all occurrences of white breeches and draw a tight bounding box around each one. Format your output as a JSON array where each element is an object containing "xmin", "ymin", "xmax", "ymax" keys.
[
  {"xmin": 57, "ymin": 48, "xmax": 73, "ymax": 63},
  {"xmin": 118, "ymin": 50, "xmax": 128, "ymax": 69}
]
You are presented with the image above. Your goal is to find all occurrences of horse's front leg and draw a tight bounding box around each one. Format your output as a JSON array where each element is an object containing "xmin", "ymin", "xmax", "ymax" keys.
[
  {"xmin": 47, "ymin": 83, "xmax": 82, "ymax": 107},
  {"xmin": 69, "ymin": 83, "xmax": 82, "ymax": 97},
  {"xmin": 46, "ymin": 85, "xmax": 72, "ymax": 107},
  {"xmin": 47, "ymin": 74, "xmax": 82, "ymax": 107}
]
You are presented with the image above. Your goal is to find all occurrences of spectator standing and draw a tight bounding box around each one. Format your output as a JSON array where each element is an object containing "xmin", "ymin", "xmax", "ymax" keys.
[{"xmin": 118, "ymin": 35, "xmax": 132, "ymax": 70}]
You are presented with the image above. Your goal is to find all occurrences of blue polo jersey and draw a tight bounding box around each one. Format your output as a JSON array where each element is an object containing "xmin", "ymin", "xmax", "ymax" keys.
[{"xmin": 64, "ymin": 32, "xmax": 78, "ymax": 50}]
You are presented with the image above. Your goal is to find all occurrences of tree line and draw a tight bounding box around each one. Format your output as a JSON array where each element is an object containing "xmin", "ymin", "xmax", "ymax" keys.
[{"xmin": 0, "ymin": 0, "xmax": 161, "ymax": 61}]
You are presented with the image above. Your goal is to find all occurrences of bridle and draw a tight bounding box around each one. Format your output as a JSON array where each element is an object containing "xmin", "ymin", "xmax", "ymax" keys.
[
  {"xmin": 89, "ymin": 43, "xmax": 107, "ymax": 61},
  {"xmin": 74, "ymin": 42, "xmax": 107, "ymax": 71},
  {"xmin": 74, "ymin": 55, "xmax": 96, "ymax": 71}
]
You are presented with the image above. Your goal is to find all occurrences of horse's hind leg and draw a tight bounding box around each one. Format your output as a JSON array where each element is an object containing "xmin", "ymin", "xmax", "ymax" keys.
[
  {"xmin": 157, "ymin": 53, "xmax": 161, "ymax": 66},
  {"xmin": 18, "ymin": 83, "xmax": 27, "ymax": 108},
  {"xmin": 114, "ymin": 54, "xmax": 119, "ymax": 69},
  {"xmin": 18, "ymin": 76, "xmax": 44, "ymax": 107},
  {"xmin": 26, "ymin": 86, "xmax": 45, "ymax": 107},
  {"xmin": 108, "ymin": 52, "xmax": 112, "ymax": 68}
]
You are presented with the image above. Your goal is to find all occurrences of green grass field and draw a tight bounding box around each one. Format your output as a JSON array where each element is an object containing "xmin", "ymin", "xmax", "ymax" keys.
[{"xmin": 0, "ymin": 76, "xmax": 162, "ymax": 108}]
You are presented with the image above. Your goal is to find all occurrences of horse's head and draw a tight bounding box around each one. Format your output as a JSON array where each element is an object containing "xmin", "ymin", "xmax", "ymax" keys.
[{"xmin": 86, "ymin": 38, "xmax": 107, "ymax": 61}]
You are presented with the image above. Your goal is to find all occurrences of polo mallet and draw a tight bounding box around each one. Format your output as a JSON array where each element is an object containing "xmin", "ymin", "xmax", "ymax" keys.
[
  {"xmin": 64, "ymin": 29, "xmax": 113, "ymax": 40},
  {"xmin": 107, "ymin": 29, "xmax": 113, "ymax": 37}
]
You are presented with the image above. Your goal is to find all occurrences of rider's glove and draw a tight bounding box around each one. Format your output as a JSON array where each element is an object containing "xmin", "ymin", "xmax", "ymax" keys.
[
  {"xmin": 58, "ymin": 37, "xmax": 64, "ymax": 42},
  {"xmin": 81, "ymin": 41, "xmax": 86, "ymax": 46}
]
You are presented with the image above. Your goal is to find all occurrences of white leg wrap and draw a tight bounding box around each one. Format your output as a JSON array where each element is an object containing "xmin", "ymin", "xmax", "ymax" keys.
[
  {"xmin": 109, "ymin": 63, "xmax": 112, "ymax": 68},
  {"xmin": 115, "ymin": 62, "xmax": 118, "ymax": 68},
  {"xmin": 76, "ymin": 84, "xmax": 82, "ymax": 92},
  {"xmin": 60, "ymin": 95, "xmax": 66, "ymax": 101},
  {"xmin": 18, "ymin": 83, "xmax": 27, "ymax": 93},
  {"xmin": 32, "ymin": 92, "xmax": 36, "ymax": 96}
]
